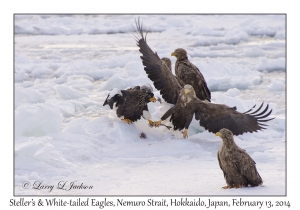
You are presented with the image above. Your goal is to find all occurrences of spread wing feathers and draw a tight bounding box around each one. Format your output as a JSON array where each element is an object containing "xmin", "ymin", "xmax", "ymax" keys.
[
  {"xmin": 194, "ymin": 102, "xmax": 273, "ymax": 135},
  {"xmin": 177, "ymin": 61, "xmax": 211, "ymax": 101},
  {"xmin": 116, "ymin": 89, "xmax": 148, "ymax": 121},
  {"xmin": 134, "ymin": 19, "xmax": 183, "ymax": 104},
  {"xmin": 232, "ymin": 149, "xmax": 263, "ymax": 186}
]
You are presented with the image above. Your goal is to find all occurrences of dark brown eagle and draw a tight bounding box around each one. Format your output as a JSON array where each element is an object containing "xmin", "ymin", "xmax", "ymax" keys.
[
  {"xmin": 151, "ymin": 85, "xmax": 274, "ymax": 138},
  {"xmin": 135, "ymin": 19, "xmax": 210, "ymax": 104},
  {"xmin": 161, "ymin": 57, "xmax": 172, "ymax": 70},
  {"xmin": 103, "ymin": 84, "xmax": 156, "ymax": 124},
  {"xmin": 215, "ymin": 128, "xmax": 263, "ymax": 189},
  {"xmin": 161, "ymin": 57, "xmax": 185, "ymax": 87},
  {"xmin": 171, "ymin": 48, "xmax": 211, "ymax": 101}
]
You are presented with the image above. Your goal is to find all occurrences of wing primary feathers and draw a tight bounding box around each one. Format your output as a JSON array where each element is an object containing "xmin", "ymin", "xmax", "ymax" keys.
[
  {"xmin": 243, "ymin": 104, "xmax": 257, "ymax": 114},
  {"xmin": 255, "ymin": 109, "xmax": 273, "ymax": 119},
  {"xmin": 247, "ymin": 102, "xmax": 264, "ymax": 115},
  {"xmin": 251, "ymin": 104, "xmax": 269, "ymax": 117},
  {"xmin": 194, "ymin": 100, "xmax": 275, "ymax": 136},
  {"xmin": 135, "ymin": 18, "xmax": 183, "ymax": 104},
  {"xmin": 258, "ymin": 117, "xmax": 275, "ymax": 122}
]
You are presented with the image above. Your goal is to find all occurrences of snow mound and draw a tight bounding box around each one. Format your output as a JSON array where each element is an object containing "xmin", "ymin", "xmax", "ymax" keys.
[
  {"xmin": 55, "ymin": 85, "xmax": 87, "ymax": 99},
  {"xmin": 15, "ymin": 104, "xmax": 63, "ymax": 137},
  {"xmin": 257, "ymin": 58, "xmax": 286, "ymax": 72},
  {"xmin": 192, "ymin": 30, "xmax": 249, "ymax": 47},
  {"xmin": 225, "ymin": 88, "xmax": 241, "ymax": 97},
  {"xmin": 15, "ymin": 87, "xmax": 45, "ymax": 108},
  {"xmin": 269, "ymin": 80, "xmax": 285, "ymax": 91}
]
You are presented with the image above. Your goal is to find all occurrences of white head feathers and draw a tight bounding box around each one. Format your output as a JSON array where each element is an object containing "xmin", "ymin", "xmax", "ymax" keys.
[
  {"xmin": 140, "ymin": 83, "xmax": 153, "ymax": 93},
  {"xmin": 108, "ymin": 88, "xmax": 122, "ymax": 99}
]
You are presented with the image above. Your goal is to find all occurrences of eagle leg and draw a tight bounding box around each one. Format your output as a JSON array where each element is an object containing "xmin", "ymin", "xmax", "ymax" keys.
[
  {"xmin": 121, "ymin": 118, "xmax": 132, "ymax": 124},
  {"xmin": 182, "ymin": 128, "xmax": 188, "ymax": 138}
]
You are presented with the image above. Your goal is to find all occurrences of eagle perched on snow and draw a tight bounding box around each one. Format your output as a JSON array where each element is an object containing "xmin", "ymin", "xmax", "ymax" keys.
[
  {"xmin": 134, "ymin": 19, "xmax": 210, "ymax": 104},
  {"xmin": 151, "ymin": 85, "xmax": 274, "ymax": 138},
  {"xmin": 215, "ymin": 128, "xmax": 263, "ymax": 188},
  {"xmin": 103, "ymin": 84, "xmax": 156, "ymax": 124},
  {"xmin": 171, "ymin": 48, "xmax": 211, "ymax": 101}
]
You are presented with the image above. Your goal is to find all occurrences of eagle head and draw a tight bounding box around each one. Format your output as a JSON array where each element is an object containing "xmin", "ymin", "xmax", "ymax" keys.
[
  {"xmin": 171, "ymin": 48, "xmax": 188, "ymax": 60},
  {"xmin": 140, "ymin": 83, "xmax": 153, "ymax": 93},
  {"xmin": 178, "ymin": 85, "xmax": 196, "ymax": 104},
  {"xmin": 161, "ymin": 57, "xmax": 172, "ymax": 71},
  {"xmin": 215, "ymin": 128, "xmax": 234, "ymax": 144},
  {"xmin": 140, "ymin": 83, "xmax": 156, "ymax": 103},
  {"xmin": 103, "ymin": 88, "xmax": 123, "ymax": 109}
]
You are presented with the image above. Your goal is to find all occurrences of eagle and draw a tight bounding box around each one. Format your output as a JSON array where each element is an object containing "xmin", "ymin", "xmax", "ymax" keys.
[
  {"xmin": 135, "ymin": 19, "xmax": 209, "ymax": 104},
  {"xmin": 161, "ymin": 57, "xmax": 185, "ymax": 87},
  {"xmin": 103, "ymin": 84, "xmax": 156, "ymax": 124},
  {"xmin": 171, "ymin": 48, "xmax": 211, "ymax": 101},
  {"xmin": 151, "ymin": 85, "xmax": 274, "ymax": 138},
  {"xmin": 215, "ymin": 128, "xmax": 263, "ymax": 189},
  {"xmin": 161, "ymin": 57, "xmax": 172, "ymax": 70}
]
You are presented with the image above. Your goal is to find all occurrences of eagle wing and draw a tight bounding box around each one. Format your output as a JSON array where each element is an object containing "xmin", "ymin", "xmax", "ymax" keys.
[
  {"xmin": 135, "ymin": 19, "xmax": 183, "ymax": 104},
  {"xmin": 217, "ymin": 151, "xmax": 227, "ymax": 179},
  {"xmin": 232, "ymin": 148, "xmax": 263, "ymax": 186},
  {"xmin": 176, "ymin": 61, "xmax": 211, "ymax": 101},
  {"xmin": 194, "ymin": 101, "xmax": 274, "ymax": 135}
]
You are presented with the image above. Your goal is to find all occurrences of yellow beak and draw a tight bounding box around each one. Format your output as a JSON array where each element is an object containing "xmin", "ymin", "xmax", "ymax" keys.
[
  {"xmin": 184, "ymin": 89, "xmax": 189, "ymax": 95},
  {"xmin": 215, "ymin": 132, "xmax": 221, "ymax": 137},
  {"xmin": 171, "ymin": 52, "xmax": 176, "ymax": 57}
]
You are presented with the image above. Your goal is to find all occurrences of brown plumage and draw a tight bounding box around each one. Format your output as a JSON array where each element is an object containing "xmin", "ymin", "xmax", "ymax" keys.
[
  {"xmin": 152, "ymin": 85, "xmax": 274, "ymax": 138},
  {"xmin": 215, "ymin": 128, "xmax": 263, "ymax": 188},
  {"xmin": 134, "ymin": 19, "xmax": 208, "ymax": 104},
  {"xmin": 161, "ymin": 57, "xmax": 186, "ymax": 87},
  {"xmin": 161, "ymin": 57, "xmax": 172, "ymax": 70},
  {"xmin": 171, "ymin": 48, "xmax": 211, "ymax": 102}
]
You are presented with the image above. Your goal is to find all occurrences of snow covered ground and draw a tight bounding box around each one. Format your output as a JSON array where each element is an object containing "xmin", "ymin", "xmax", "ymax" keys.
[{"xmin": 14, "ymin": 15, "xmax": 286, "ymax": 195}]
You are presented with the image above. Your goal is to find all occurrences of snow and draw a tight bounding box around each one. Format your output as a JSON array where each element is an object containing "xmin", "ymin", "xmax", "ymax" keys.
[
  {"xmin": 108, "ymin": 88, "xmax": 122, "ymax": 99},
  {"xmin": 257, "ymin": 58, "xmax": 286, "ymax": 72},
  {"xmin": 14, "ymin": 15, "xmax": 285, "ymax": 196},
  {"xmin": 269, "ymin": 80, "xmax": 285, "ymax": 91}
]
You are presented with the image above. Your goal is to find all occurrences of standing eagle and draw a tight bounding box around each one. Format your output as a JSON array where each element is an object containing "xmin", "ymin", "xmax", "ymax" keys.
[
  {"xmin": 103, "ymin": 84, "xmax": 156, "ymax": 124},
  {"xmin": 135, "ymin": 19, "xmax": 209, "ymax": 104},
  {"xmin": 151, "ymin": 85, "xmax": 274, "ymax": 138},
  {"xmin": 215, "ymin": 128, "xmax": 263, "ymax": 188},
  {"xmin": 171, "ymin": 48, "xmax": 211, "ymax": 101}
]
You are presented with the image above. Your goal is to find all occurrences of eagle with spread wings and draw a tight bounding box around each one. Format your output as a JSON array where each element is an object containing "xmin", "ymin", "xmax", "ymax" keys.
[
  {"xmin": 135, "ymin": 19, "xmax": 210, "ymax": 104},
  {"xmin": 134, "ymin": 19, "xmax": 274, "ymax": 138},
  {"xmin": 150, "ymin": 85, "xmax": 274, "ymax": 138}
]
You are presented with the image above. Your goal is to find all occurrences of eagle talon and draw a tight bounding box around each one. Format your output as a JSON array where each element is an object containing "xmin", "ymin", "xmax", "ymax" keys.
[
  {"xmin": 152, "ymin": 120, "xmax": 162, "ymax": 127},
  {"xmin": 182, "ymin": 129, "xmax": 188, "ymax": 138},
  {"xmin": 222, "ymin": 185, "xmax": 232, "ymax": 189},
  {"xmin": 121, "ymin": 118, "xmax": 132, "ymax": 124},
  {"xmin": 234, "ymin": 184, "xmax": 243, "ymax": 189},
  {"xmin": 149, "ymin": 97, "xmax": 156, "ymax": 102},
  {"xmin": 148, "ymin": 119, "xmax": 154, "ymax": 127}
]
